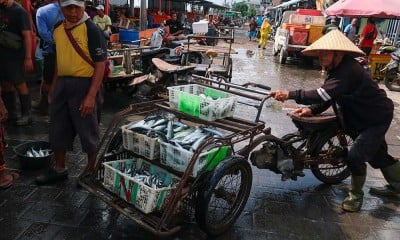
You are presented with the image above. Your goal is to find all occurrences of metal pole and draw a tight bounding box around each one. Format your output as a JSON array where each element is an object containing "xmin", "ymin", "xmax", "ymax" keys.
[{"xmin": 140, "ymin": 0, "xmax": 147, "ymax": 30}]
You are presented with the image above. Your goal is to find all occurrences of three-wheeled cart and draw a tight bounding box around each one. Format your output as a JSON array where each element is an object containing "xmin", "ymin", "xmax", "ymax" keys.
[
  {"xmin": 182, "ymin": 36, "xmax": 237, "ymax": 83},
  {"xmin": 78, "ymin": 75, "xmax": 272, "ymax": 237}
]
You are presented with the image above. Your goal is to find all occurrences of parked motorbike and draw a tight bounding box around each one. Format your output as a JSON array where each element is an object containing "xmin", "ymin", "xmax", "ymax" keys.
[
  {"xmin": 382, "ymin": 48, "xmax": 400, "ymax": 91},
  {"xmin": 128, "ymin": 58, "xmax": 195, "ymax": 97},
  {"xmin": 245, "ymin": 111, "xmax": 353, "ymax": 184}
]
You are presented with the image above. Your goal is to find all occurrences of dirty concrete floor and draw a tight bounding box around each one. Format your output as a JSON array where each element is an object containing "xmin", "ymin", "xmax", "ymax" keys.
[{"xmin": 0, "ymin": 28, "xmax": 399, "ymax": 240}]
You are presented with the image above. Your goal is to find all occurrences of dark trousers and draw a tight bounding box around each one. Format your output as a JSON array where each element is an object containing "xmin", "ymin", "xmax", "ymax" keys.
[{"xmin": 347, "ymin": 121, "xmax": 396, "ymax": 176}]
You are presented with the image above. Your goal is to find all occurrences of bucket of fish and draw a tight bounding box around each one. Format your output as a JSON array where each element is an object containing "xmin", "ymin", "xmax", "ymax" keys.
[{"xmin": 14, "ymin": 141, "xmax": 52, "ymax": 169}]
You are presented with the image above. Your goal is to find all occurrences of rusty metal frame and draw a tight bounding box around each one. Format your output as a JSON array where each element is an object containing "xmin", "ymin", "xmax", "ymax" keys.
[{"xmin": 79, "ymin": 77, "xmax": 272, "ymax": 236}]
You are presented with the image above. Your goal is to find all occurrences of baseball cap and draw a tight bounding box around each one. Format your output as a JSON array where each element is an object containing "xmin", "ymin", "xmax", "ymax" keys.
[
  {"xmin": 60, "ymin": 0, "xmax": 85, "ymax": 7},
  {"xmin": 96, "ymin": 5, "xmax": 104, "ymax": 11}
]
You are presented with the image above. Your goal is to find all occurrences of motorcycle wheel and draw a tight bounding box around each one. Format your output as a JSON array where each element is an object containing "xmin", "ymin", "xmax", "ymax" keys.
[
  {"xmin": 384, "ymin": 68, "xmax": 400, "ymax": 91},
  {"xmin": 311, "ymin": 132, "xmax": 353, "ymax": 184},
  {"xmin": 195, "ymin": 156, "xmax": 252, "ymax": 237}
]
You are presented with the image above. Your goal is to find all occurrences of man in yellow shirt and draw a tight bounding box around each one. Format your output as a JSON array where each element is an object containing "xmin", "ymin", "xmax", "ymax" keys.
[
  {"xmin": 35, "ymin": 0, "xmax": 107, "ymax": 185},
  {"xmin": 93, "ymin": 5, "xmax": 112, "ymax": 39}
]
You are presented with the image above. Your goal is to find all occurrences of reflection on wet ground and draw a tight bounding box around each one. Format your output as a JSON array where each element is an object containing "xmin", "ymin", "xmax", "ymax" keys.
[{"xmin": 0, "ymin": 28, "xmax": 399, "ymax": 240}]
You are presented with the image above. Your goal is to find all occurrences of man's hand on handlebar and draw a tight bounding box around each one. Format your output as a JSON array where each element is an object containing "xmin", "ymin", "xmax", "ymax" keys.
[
  {"xmin": 292, "ymin": 108, "xmax": 312, "ymax": 117},
  {"xmin": 270, "ymin": 90, "xmax": 289, "ymax": 102}
]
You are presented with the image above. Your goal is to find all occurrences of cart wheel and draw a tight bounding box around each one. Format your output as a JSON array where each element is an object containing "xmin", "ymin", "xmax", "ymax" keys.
[
  {"xmin": 195, "ymin": 156, "xmax": 252, "ymax": 236},
  {"xmin": 106, "ymin": 128, "xmax": 123, "ymax": 153},
  {"xmin": 311, "ymin": 131, "xmax": 353, "ymax": 184},
  {"xmin": 279, "ymin": 48, "xmax": 287, "ymax": 64}
]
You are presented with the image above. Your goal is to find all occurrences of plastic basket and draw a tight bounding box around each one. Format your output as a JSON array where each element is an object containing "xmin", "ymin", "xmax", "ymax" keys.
[
  {"xmin": 103, "ymin": 158, "xmax": 179, "ymax": 214},
  {"xmin": 121, "ymin": 124, "xmax": 159, "ymax": 160},
  {"xmin": 160, "ymin": 141, "xmax": 231, "ymax": 177},
  {"xmin": 167, "ymin": 84, "xmax": 237, "ymax": 121}
]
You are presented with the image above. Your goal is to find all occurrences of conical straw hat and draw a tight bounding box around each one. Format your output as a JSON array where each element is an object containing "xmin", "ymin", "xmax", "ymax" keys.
[{"xmin": 302, "ymin": 29, "xmax": 365, "ymax": 57}]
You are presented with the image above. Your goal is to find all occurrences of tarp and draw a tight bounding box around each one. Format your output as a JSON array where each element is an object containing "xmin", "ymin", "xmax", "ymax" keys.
[{"xmin": 325, "ymin": 0, "xmax": 400, "ymax": 19}]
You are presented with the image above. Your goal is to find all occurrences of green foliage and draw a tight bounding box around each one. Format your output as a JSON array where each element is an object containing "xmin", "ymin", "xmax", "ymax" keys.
[
  {"xmin": 232, "ymin": 2, "xmax": 248, "ymax": 16},
  {"xmin": 247, "ymin": 6, "xmax": 256, "ymax": 17}
]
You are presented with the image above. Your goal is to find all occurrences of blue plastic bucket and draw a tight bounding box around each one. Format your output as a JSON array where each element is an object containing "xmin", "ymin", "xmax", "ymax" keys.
[{"xmin": 119, "ymin": 29, "xmax": 139, "ymax": 45}]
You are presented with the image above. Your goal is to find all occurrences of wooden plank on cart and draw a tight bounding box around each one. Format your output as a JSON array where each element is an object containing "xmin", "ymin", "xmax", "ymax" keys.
[{"xmin": 183, "ymin": 44, "xmax": 238, "ymax": 54}]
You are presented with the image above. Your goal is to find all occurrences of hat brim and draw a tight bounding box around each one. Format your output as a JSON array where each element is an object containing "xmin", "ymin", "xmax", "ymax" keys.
[
  {"xmin": 301, "ymin": 30, "xmax": 365, "ymax": 57},
  {"xmin": 60, "ymin": 0, "xmax": 85, "ymax": 7}
]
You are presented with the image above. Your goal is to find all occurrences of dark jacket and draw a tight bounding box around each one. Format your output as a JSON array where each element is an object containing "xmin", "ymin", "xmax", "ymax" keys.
[{"xmin": 288, "ymin": 55, "xmax": 394, "ymax": 131}]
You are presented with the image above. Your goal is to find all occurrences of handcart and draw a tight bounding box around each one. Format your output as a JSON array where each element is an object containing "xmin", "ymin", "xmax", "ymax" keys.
[
  {"xmin": 105, "ymin": 45, "xmax": 170, "ymax": 92},
  {"xmin": 183, "ymin": 36, "xmax": 237, "ymax": 83},
  {"xmin": 78, "ymin": 75, "xmax": 272, "ymax": 237}
]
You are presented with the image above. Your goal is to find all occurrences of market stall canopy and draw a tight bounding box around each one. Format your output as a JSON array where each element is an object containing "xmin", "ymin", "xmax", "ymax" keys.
[
  {"xmin": 273, "ymin": 0, "xmax": 305, "ymax": 9},
  {"xmin": 325, "ymin": 0, "xmax": 400, "ymax": 19}
]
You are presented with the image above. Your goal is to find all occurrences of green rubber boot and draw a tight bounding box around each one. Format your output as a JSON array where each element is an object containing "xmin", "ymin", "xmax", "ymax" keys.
[
  {"xmin": 370, "ymin": 161, "xmax": 400, "ymax": 196},
  {"xmin": 342, "ymin": 175, "xmax": 366, "ymax": 212}
]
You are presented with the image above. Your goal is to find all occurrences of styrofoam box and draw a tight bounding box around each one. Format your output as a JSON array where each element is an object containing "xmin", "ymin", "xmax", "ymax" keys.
[
  {"xmin": 289, "ymin": 14, "xmax": 312, "ymax": 25},
  {"xmin": 103, "ymin": 158, "xmax": 179, "ymax": 214},
  {"xmin": 193, "ymin": 21, "xmax": 208, "ymax": 34},
  {"xmin": 121, "ymin": 124, "xmax": 159, "ymax": 160},
  {"xmin": 167, "ymin": 84, "xmax": 237, "ymax": 121},
  {"xmin": 160, "ymin": 141, "xmax": 230, "ymax": 177},
  {"xmin": 311, "ymin": 16, "xmax": 326, "ymax": 26}
]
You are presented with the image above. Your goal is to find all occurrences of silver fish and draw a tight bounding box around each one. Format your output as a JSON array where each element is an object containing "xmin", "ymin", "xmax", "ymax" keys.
[
  {"xmin": 190, "ymin": 133, "xmax": 211, "ymax": 152},
  {"xmin": 166, "ymin": 120, "xmax": 174, "ymax": 140}
]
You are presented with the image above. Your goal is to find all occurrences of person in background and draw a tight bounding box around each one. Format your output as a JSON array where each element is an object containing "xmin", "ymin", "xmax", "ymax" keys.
[
  {"xmin": 0, "ymin": 0, "xmax": 34, "ymax": 126},
  {"xmin": 165, "ymin": 12, "xmax": 185, "ymax": 41},
  {"xmin": 344, "ymin": 18, "xmax": 358, "ymax": 43},
  {"xmin": 322, "ymin": 16, "xmax": 339, "ymax": 35},
  {"xmin": 0, "ymin": 89, "xmax": 19, "ymax": 189},
  {"xmin": 33, "ymin": 0, "xmax": 64, "ymax": 115},
  {"xmin": 248, "ymin": 17, "xmax": 257, "ymax": 41},
  {"xmin": 258, "ymin": 17, "xmax": 271, "ymax": 49},
  {"xmin": 93, "ymin": 5, "xmax": 112, "ymax": 39},
  {"xmin": 359, "ymin": 17, "xmax": 378, "ymax": 56},
  {"xmin": 117, "ymin": 8, "xmax": 131, "ymax": 30},
  {"xmin": 147, "ymin": 10, "xmax": 154, "ymax": 29},
  {"xmin": 270, "ymin": 30, "xmax": 399, "ymax": 213},
  {"xmin": 85, "ymin": 1, "xmax": 97, "ymax": 19},
  {"xmin": 35, "ymin": 0, "xmax": 106, "ymax": 185}
]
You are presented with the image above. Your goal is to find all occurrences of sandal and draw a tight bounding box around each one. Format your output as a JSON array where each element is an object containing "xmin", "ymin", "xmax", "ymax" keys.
[{"xmin": 0, "ymin": 172, "xmax": 20, "ymax": 190}]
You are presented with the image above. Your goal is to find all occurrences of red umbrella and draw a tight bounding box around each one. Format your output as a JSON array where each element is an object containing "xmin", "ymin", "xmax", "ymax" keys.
[{"xmin": 325, "ymin": 0, "xmax": 400, "ymax": 19}]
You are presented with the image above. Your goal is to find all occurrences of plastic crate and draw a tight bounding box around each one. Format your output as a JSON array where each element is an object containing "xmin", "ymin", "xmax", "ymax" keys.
[
  {"xmin": 121, "ymin": 124, "xmax": 159, "ymax": 160},
  {"xmin": 167, "ymin": 84, "xmax": 237, "ymax": 121},
  {"xmin": 296, "ymin": 9, "xmax": 322, "ymax": 16},
  {"xmin": 160, "ymin": 141, "xmax": 231, "ymax": 177},
  {"xmin": 306, "ymin": 25, "xmax": 324, "ymax": 44},
  {"xmin": 289, "ymin": 27, "xmax": 309, "ymax": 45},
  {"xmin": 103, "ymin": 158, "xmax": 179, "ymax": 214},
  {"xmin": 119, "ymin": 29, "xmax": 139, "ymax": 45},
  {"xmin": 369, "ymin": 54, "xmax": 391, "ymax": 80}
]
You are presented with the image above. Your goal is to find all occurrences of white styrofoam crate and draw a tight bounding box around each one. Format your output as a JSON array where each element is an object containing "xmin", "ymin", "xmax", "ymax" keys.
[
  {"xmin": 121, "ymin": 124, "xmax": 159, "ymax": 160},
  {"xmin": 167, "ymin": 84, "xmax": 237, "ymax": 121},
  {"xmin": 103, "ymin": 158, "xmax": 179, "ymax": 214},
  {"xmin": 159, "ymin": 141, "xmax": 230, "ymax": 177},
  {"xmin": 192, "ymin": 21, "xmax": 208, "ymax": 34}
]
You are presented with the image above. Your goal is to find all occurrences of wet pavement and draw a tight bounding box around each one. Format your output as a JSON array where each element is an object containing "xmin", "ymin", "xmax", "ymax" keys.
[{"xmin": 1, "ymin": 28, "xmax": 400, "ymax": 240}]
